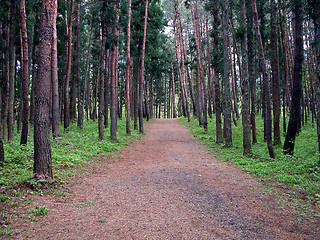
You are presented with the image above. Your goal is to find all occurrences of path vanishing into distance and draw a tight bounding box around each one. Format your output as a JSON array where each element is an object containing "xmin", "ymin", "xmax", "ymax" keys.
[{"xmin": 15, "ymin": 119, "xmax": 319, "ymax": 239}]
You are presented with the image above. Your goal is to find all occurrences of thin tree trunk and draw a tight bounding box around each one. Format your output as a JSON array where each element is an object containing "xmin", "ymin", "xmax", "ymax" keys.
[
  {"xmin": 76, "ymin": 0, "xmax": 83, "ymax": 129},
  {"xmin": 125, "ymin": 0, "xmax": 132, "ymax": 135},
  {"xmin": 170, "ymin": 59, "xmax": 177, "ymax": 118},
  {"xmin": 34, "ymin": 0, "xmax": 56, "ymax": 179},
  {"xmin": 283, "ymin": 0, "xmax": 304, "ymax": 155},
  {"xmin": 64, "ymin": 0, "xmax": 74, "ymax": 130},
  {"xmin": 139, "ymin": 0, "xmax": 149, "ymax": 133},
  {"xmin": 205, "ymin": 13, "xmax": 213, "ymax": 118},
  {"xmin": 110, "ymin": 4, "xmax": 119, "ymax": 140},
  {"xmin": 175, "ymin": 0, "xmax": 190, "ymax": 121},
  {"xmin": 190, "ymin": 0, "xmax": 205, "ymax": 129},
  {"xmin": 228, "ymin": 33, "xmax": 239, "ymax": 121},
  {"xmin": 270, "ymin": 0, "xmax": 281, "ymax": 145},
  {"xmin": 2, "ymin": 24, "xmax": 9, "ymax": 141},
  {"xmin": 98, "ymin": 22, "xmax": 105, "ymax": 141},
  {"xmin": 222, "ymin": 0, "xmax": 232, "ymax": 147},
  {"xmin": 313, "ymin": 0, "xmax": 320, "ymax": 157},
  {"xmin": 252, "ymin": 0, "xmax": 275, "ymax": 158},
  {"xmin": 52, "ymin": 0, "xmax": 60, "ymax": 138},
  {"xmin": 212, "ymin": 0, "xmax": 223, "ymax": 143},
  {"xmin": 20, "ymin": 0, "xmax": 29, "ymax": 145},
  {"xmin": 240, "ymin": 0, "xmax": 251, "ymax": 155},
  {"xmin": 8, "ymin": 0, "xmax": 16, "ymax": 141}
]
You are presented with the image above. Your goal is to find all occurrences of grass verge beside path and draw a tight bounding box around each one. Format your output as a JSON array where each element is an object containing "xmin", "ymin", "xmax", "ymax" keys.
[
  {"xmin": 180, "ymin": 116, "xmax": 320, "ymax": 225},
  {"xmin": 0, "ymin": 119, "xmax": 142, "ymax": 238}
]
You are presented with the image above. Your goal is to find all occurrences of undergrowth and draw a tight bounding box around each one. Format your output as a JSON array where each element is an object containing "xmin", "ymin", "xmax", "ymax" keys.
[
  {"xmin": 0, "ymin": 118, "xmax": 142, "ymax": 238},
  {"xmin": 180, "ymin": 115, "xmax": 320, "ymax": 218},
  {"xmin": 1, "ymin": 119, "xmax": 141, "ymax": 190}
]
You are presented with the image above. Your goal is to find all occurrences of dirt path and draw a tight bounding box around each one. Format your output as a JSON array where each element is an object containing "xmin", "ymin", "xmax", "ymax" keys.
[{"xmin": 15, "ymin": 119, "xmax": 319, "ymax": 239}]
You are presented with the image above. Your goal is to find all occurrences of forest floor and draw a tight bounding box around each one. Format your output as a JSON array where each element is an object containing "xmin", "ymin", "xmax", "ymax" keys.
[{"xmin": 11, "ymin": 119, "xmax": 320, "ymax": 239}]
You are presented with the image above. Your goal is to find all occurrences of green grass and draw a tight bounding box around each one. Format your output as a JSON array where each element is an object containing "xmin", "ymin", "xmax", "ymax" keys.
[
  {"xmin": 1, "ymin": 118, "xmax": 141, "ymax": 190},
  {"xmin": 180, "ymin": 115, "xmax": 320, "ymax": 205}
]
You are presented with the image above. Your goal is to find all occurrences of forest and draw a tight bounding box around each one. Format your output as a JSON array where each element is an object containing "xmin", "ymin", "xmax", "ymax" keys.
[{"xmin": 0, "ymin": 0, "xmax": 320, "ymax": 202}]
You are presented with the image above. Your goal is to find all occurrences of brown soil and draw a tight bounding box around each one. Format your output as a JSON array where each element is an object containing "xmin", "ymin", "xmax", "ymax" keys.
[{"xmin": 11, "ymin": 119, "xmax": 320, "ymax": 239}]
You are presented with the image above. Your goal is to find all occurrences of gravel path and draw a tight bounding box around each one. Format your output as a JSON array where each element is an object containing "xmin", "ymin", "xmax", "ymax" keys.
[{"xmin": 15, "ymin": 119, "xmax": 319, "ymax": 239}]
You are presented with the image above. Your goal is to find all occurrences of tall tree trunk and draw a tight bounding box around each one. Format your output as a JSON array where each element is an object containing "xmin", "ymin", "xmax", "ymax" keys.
[
  {"xmin": 270, "ymin": 0, "xmax": 281, "ymax": 145},
  {"xmin": 139, "ymin": 0, "xmax": 149, "ymax": 133},
  {"xmin": 170, "ymin": 59, "xmax": 177, "ymax": 118},
  {"xmin": 222, "ymin": 0, "xmax": 232, "ymax": 147},
  {"xmin": 313, "ymin": 0, "xmax": 320, "ymax": 158},
  {"xmin": 175, "ymin": 0, "xmax": 190, "ymax": 121},
  {"xmin": 110, "ymin": 3, "xmax": 119, "ymax": 140},
  {"xmin": 64, "ymin": 0, "xmax": 74, "ymax": 130},
  {"xmin": 34, "ymin": 0, "xmax": 57, "ymax": 179},
  {"xmin": 84, "ymin": 22, "xmax": 93, "ymax": 121},
  {"xmin": 283, "ymin": 0, "xmax": 304, "ymax": 155},
  {"xmin": 52, "ymin": 0, "xmax": 60, "ymax": 138},
  {"xmin": 98, "ymin": 22, "xmax": 105, "ymax": 141},
  {"xmin": 125, "ymin": 0, "xmax": 132, "ymax": 135},
  {"xmin": 8, "ymin": 0, "xmax": 16, "ymax": 141},
  {"xmin": 205, "ymin": 14, "xmax": 213, "ymax": 118},
  {"xmin": 0, "ymin": 62, "xmax": 3, "ymax": 165},
  {"xmin": 247, "ymin": 0, "xmax": 257, "ymax": 144},
  {"xmin": 2, "ymin": 24, "xmax": 9, "ymax": 141},
  {"xmin": 20, "ymin": 0, "xmax": 29, "ymax": 145},
  {"xmin": 240, "ymin": 0, "xmax": 251, "ymax": 155},
  {"xmin": 190, "ymin": 0, "xmax": 205, "ymax": 129},
  {"xmin": 228, "ymin": 34, "xmax": 239, "ymax": 121},
  {"xmin": 252, "ymin": 0, "xmax": 275, "ymax": 158},
  {"xmin": 76, "ymin": 0, "xmax": 83, "ymax": 129},
  {"xmin": 212, "ymin": 0, "xmax": 223, "ymax": 143}
]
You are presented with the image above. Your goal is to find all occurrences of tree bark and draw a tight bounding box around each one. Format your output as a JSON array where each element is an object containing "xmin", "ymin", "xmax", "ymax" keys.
[
  {"xmin": 270, "ymin": 0, "xmax": 281, "ymax": 145},
  {"xmin": 2, "ymin": 24, "xmax": 9, "ymax": 141},
  {"xmin": 252, "ymin": 0, "xmax": 275, "ymax": 158},
  {"xmin": 34, "ymin": 0, "xmax": 56, "ymax": 179},
  {"xmin": 125, "ymin": 0, "xmax": 132, "ymax": 135},
  {"xmin": 98, "ymin": 22, "xmax": 105, "ymax": 141},
  {"xmin": 139, "ymin": 0, "xmax": 149, "ymax": 133},
  {"xmin": 174, "ymin": 0, "xmax": 190, "ymax": 121},
  {"xmin": 247, "ymin": 0, "xmax": 257, "ymax": 144},
  {"xmin": 20, "ymin": 0, "xmax": 29, "ymax": 145},
  {"xmin": 52, "ymin": 0, "xmax": 60, "ymax": 138},
  {"xmin": 170, "ymin": 59, "xmax": 177, "ymax": 118},
  {"xmin": 8, "ymin": 0, "xmax": 16, "ymax": 141},
  {"xmin": 76, "ymin": 0, "xmax": 83, "ymax": 129},
  {"xmin": 212, "ymin": 0, "xmax": 223, "ymax": 143},
  {"xmin": 283, "ymin": 0, "xmax": 304, "ymax": 155},
  {"xmin": 313, "ymin": 0, "xmax": 320, "ymax": 158},
  {"xmin": 240, "ymin": 0, "xmax": 251, "ymax": 155},
  {"xmin": 110, "ymin": 3, "xmax": 119, "ymax": 140},
  {"xmin": 222, "ymin": 0, "xmax": 232, "ymax": 147},
  {"xmin": 64, "ymin": 0, "xmax": 74, "ymax": 130}
]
